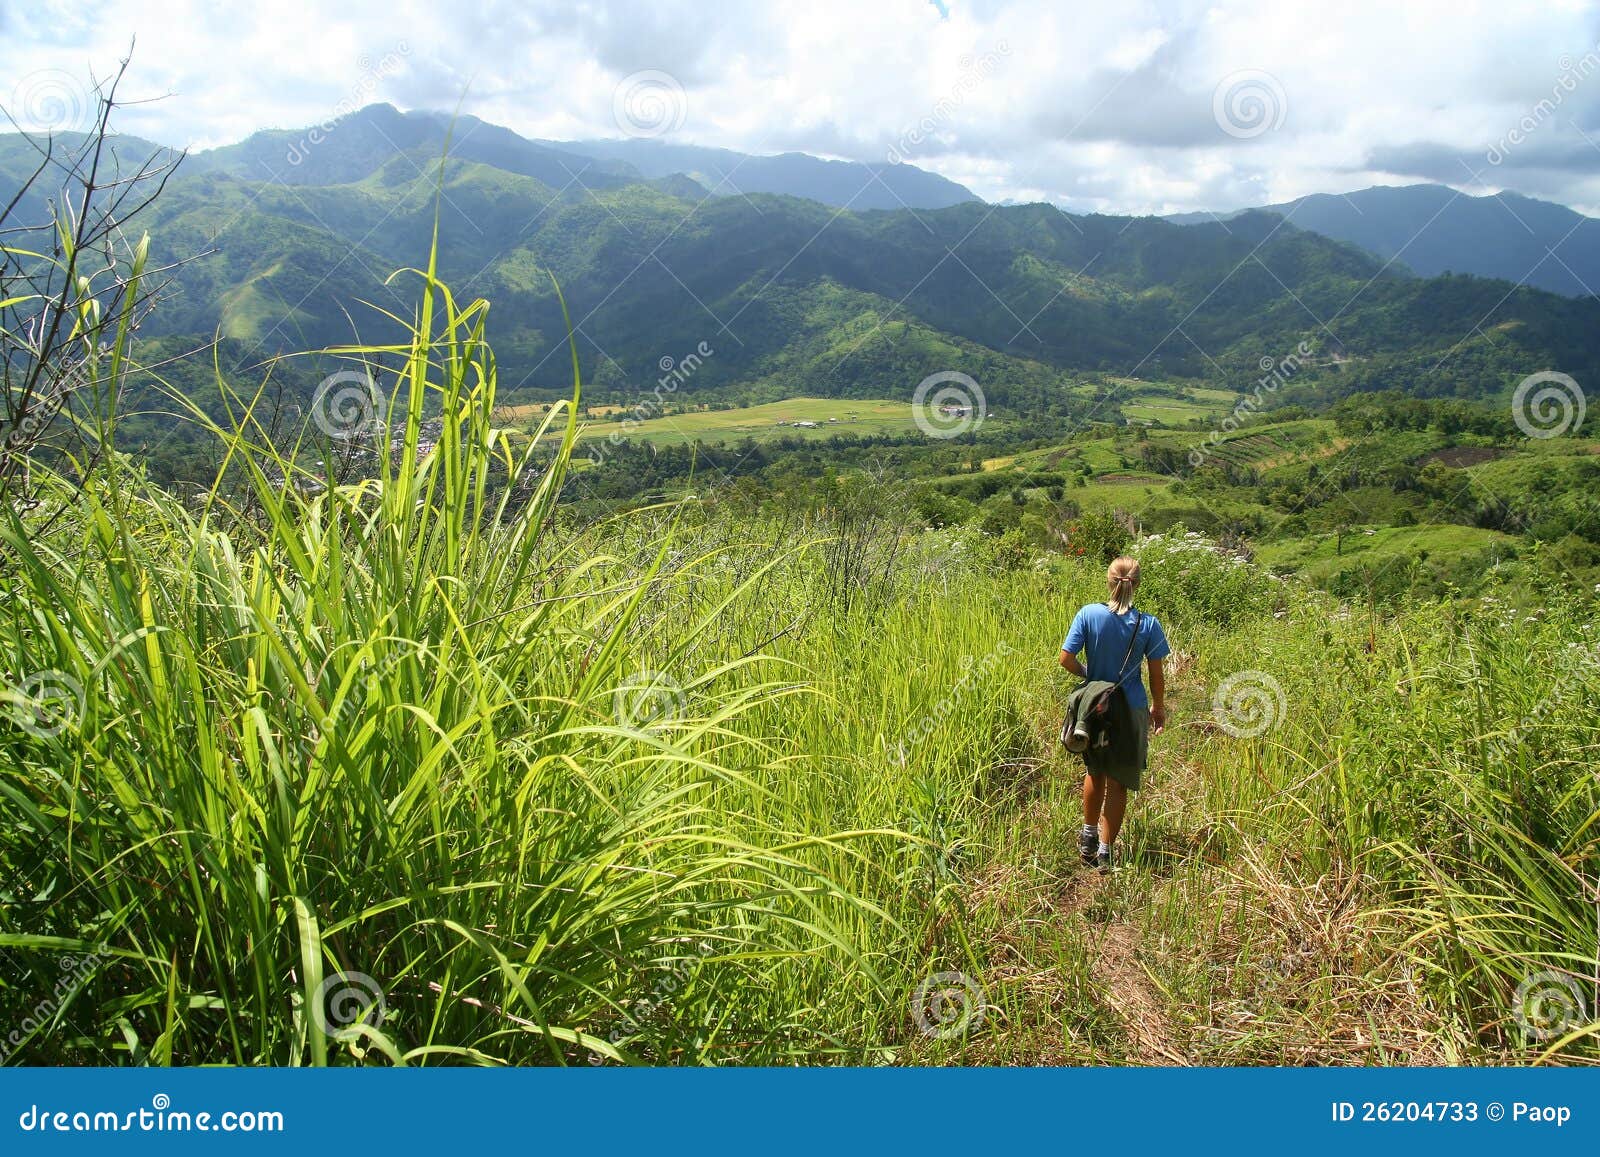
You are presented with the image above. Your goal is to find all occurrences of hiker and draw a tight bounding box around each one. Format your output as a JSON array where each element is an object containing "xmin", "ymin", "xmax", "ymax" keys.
[{"xmin": 1058, "ymin": 556, "xmax": 1170, "ymax": 871}]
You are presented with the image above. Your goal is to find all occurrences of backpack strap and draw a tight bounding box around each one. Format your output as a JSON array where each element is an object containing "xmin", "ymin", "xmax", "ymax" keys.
[{"xmin": 1109, "ymin": 609, "xmax": 1143, "ymax": 691}]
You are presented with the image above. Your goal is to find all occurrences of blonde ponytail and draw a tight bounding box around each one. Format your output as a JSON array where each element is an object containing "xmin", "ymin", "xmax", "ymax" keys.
[{"xmin": 1107, "ymin": 556, "xmax": 1140, "ymax": 614}]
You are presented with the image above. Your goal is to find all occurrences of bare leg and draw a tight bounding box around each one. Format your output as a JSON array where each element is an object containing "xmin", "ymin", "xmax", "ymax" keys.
[
  {"xmin": 1082, "ymin": 772, "xmax": 1105, "ymax": 828},
  {"xmin": 1100, "ymin": 779, "xmax": 1128, "ymax": 847}
]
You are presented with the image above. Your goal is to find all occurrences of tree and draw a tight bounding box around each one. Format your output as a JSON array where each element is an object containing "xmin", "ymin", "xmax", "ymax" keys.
[
  {"xmin": 1, "ymin": 53, "xmax": 184, "ymax": 505},
  {"xmin": 1066, "ymin": 510, "xmax": 1129, "ymax": 564}
]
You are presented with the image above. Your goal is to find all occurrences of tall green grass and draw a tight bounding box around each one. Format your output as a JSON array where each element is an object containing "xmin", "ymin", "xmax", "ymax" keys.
[
  {"xmin": 0, "ymin": 257, "xmax": 903, "ymax": 1064},
  {"xmin": 1147, "ymin": 569, "xmax": 1600, "ymax": 1063},
  {"xmin": 0, "ymin": 238, "xmax": 1085, "ymax": 1064}
]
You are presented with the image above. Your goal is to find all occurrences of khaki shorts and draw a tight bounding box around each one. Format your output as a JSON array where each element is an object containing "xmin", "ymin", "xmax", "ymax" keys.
[{"xmin": 1091, "ymin": 706, "xmax": 1149, "ymax": 791}]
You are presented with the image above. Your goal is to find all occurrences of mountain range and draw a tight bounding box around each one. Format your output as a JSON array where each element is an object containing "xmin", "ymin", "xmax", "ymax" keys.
[
  {"xmin": 1168, "ymin": 184, "xmax": 1600, "ymax": 299},
  {"xmin": 3, "ymin": 104, "xmax": 1599, "ymax": 418},
  {"xmin": 175, "ymin": 108, "xmax": 1600, "ymax": 298},
  {"xmin": 180, "ymin": 104, "xmax": 979, "ymax": 211},
  {"xmin": 531, "ymin": 137, "xmax": 979, "ymax": 211}
]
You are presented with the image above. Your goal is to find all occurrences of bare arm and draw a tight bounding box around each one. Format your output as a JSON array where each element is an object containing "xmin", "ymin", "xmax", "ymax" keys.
[
  {"xmin": 1148, "ymin": 658, "xmax": 1166, "ymax": 734},
  {"xmin": 1060, "ymin": 649, "xmax": 1087, "ymax": 677}
]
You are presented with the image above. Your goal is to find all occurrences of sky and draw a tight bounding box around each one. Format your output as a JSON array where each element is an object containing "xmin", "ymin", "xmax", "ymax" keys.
[{"xmin": 6, "ymin": 0, "xmax": 1600, "ymax": 216}]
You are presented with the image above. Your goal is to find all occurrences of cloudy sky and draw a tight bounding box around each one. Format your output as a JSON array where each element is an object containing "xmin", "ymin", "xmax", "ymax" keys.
[{"xmin": 6, "ymin": 0, "xmax": 1600, "ymax": 215}]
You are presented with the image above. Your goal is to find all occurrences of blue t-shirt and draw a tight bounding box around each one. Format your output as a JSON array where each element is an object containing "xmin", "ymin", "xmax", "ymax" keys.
[{"xmin": 1061, "ymin": 603, "xmax": 1171, "ymax": 711}]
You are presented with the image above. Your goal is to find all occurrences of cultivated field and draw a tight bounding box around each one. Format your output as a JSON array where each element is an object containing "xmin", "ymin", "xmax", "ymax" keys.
[{"xmin": 506, "ymin": 397, "xmax": 945, "ymax": 446}]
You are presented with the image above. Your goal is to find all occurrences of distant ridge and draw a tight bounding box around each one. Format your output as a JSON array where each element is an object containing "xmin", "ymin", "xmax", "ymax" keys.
[
  {"xmin": 185, "ymin": 104, "xmax": 641, "ymax": 191},
  {"xmin": 1168, "ymin": 184, "xmax": 1600, "ymax": 298},
  {"xmin": 539, "ymin": 138, "xmax": 981, "ymax": 211}
]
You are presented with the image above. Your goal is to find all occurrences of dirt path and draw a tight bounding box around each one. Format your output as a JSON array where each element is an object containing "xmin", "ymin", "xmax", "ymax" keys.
[
  {"xmin": 956, "ymin": 639, "xmax": 1453, "ymax": 1067},
  {"xmin": 961, "ymin": 650, "xmax": 1212, "ymax": 1064},
  {"xmin": 1055, "ymin": 871, "xmax": 1189, "ymax": 1064}
]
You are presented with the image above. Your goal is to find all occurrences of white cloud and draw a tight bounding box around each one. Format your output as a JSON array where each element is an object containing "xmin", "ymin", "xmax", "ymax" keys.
[{"xmin": 5, "ymin": 0, "xmax": 1600, "ymax": 214}]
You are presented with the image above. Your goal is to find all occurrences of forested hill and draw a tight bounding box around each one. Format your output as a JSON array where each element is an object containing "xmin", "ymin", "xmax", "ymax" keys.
[{"xmin": 5, "ymin": 110, "xmax": 1600, "ymax": 408}]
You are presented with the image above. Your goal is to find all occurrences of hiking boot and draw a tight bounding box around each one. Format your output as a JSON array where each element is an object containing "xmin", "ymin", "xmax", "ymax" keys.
[
  {"xmin": 1078, "ymin": 827, "xmax": 1098, "ymax": 867},
  {"xmin": 1095, "ymin": 849, "xmax": 1114, "ymax": 874}
]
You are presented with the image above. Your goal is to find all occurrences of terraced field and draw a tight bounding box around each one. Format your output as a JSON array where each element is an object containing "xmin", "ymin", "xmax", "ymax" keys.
[{"xmin": 1186, "ymin": 419, "xmax": 1341, "ymax": 468}]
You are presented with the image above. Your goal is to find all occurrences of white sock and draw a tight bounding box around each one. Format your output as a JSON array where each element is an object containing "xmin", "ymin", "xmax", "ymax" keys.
[
  {"xmin": 1098, "ymin": 841, "xmax": 1111, "ymax": 857},
  {"xmin": 1082, "ymin": 824, "xmax": 1096, "ymax": 838}
]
